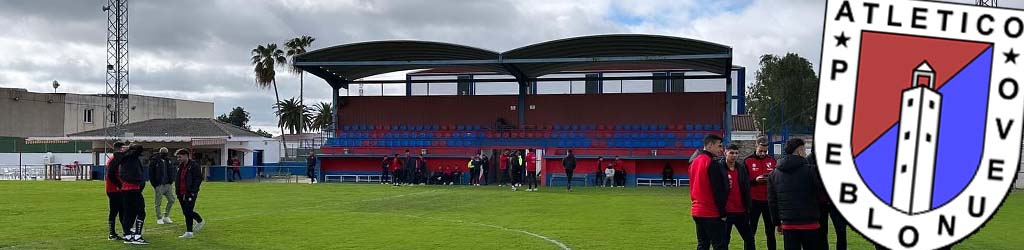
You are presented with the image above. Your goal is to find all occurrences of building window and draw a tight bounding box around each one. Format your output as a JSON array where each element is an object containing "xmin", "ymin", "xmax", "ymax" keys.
[{"xmin": 83, "ymin": 109, "xmax": 93, "ymax": 123}]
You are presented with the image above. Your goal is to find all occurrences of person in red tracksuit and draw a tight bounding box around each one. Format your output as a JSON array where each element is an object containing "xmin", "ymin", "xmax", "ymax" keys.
[
  {"xmin": 525, "ymin": 150, "xmax": 539, "ymax": 191},
  {"xmin": 390, "ymin": 154, "xmax": 402, "ymax": 187},
  {"xmin": 105, "ymin": 142, "xmax": 126, "ymax": 240},
  {"xmin": 745, "ymin": 138, "xmax": 778, "ymax": 250},
  {"xmin": 689, "ymin": 134, "xmax": 726, "ymax": 250},
  {"xmin": 498, "ymin": 150, "xmax": 509, "ymax": 187}
]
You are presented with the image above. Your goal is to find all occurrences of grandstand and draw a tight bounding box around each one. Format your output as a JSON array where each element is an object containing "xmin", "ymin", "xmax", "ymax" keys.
[{"xmin": 294, "ymin": 34, "xmax": 745, "ymax": 186}]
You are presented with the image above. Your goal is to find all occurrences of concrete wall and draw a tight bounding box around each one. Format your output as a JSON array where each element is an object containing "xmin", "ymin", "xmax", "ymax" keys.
[
  {"xmin": 0, "ymin": 88, "xmax": 66, "ymax": 137},
  {"xmin": 61, "ymin": 93, "xmax": 214, "ymax": 135},
  {"xmin": 63, "ymin": 94, "xmax": 111, "ymax": 135},
  {"xmin": 175, "ymin": 99, "xmax": 214, "ymax": 118}
]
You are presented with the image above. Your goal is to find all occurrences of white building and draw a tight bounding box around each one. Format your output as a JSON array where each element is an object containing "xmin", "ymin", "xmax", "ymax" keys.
[
  {"xmin": 892, "ymin": 61, "xmax": 941, "ymax": 214},
  {"xmin": 26, "ymin": 118, "xmax": 280, "ymax": 167}
]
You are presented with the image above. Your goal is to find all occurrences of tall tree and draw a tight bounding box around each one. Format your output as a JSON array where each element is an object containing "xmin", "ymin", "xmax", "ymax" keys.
[
  {"xmin": 252, "ymin": 43, "xmax": 289, "ymax": 153},
  {"xmin": 254, "ymin": 129, "xmax": 273, "ymax": 138},
  {"xmin": 309, "ymin": 102, "xmax": 333, "ymax": 132},
  {"xmin": 275, "ymin": 97, "xmax": 311, "ymax": 135},
  {"xmin": 217, "ymin": 106, "xmax": 251, "ymax": 129},
  {"xmin": 746, "ymin": 53, "xmax": 819, "ymax": 134},
  {"xmin": 285, "ymin": 35, "xmax": 316, "ymax": 106}
]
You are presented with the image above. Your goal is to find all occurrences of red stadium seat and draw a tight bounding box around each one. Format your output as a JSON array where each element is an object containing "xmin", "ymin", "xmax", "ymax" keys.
[{"xmin": 597, "ymin": 124, "xmax": 607, "ymax": 131}]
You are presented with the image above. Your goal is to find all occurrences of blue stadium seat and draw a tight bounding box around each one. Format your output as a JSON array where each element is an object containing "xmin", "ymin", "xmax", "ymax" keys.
[
  {"xmin": 432, "ymin": 125, "xmax": 440, "ymax": 131},
  {"xmin": 685, "ymin": 124, "xmax": 694, "ymax": 131}
]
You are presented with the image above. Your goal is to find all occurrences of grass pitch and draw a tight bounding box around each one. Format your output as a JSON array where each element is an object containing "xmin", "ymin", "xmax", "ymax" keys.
[{"xmin": 1, "ymin": 181, "xmax": 1022, "ymax": 249}]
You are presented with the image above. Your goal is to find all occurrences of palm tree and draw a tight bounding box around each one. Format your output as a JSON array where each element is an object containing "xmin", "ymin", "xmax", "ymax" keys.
[
  {"xmin": 309, "ymin": 102, "xmax": 333, "ymax": 132},
  {"xmin": 285, "ymin": 35, "xmax": 316, "ymax": 106},
  {"xmin": 252, "ymin": 43, "xmax": 288, "ymax": 154},
  {"xmin": 275, "ymin": 98, "xmax": 312, "ymax": 135}
]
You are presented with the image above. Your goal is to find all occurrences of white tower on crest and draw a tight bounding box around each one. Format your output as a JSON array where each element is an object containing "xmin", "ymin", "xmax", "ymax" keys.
[{"xmin": 892, "ymin": 61, "xmax": 941, "ymax": 214}]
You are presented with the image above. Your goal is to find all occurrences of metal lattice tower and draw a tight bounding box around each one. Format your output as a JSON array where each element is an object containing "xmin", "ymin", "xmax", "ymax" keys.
[
  {"xmin": 103, "ymin": 0, "xmax": 130, "ymax": 141},
  {"xmin": 976, "ymin": 0, "xmax": 998, "ymax": 7}
]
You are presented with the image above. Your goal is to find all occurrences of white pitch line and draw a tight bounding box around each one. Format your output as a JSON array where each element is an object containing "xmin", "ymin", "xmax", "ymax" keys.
[{"xmin": 396, "ymin": 214, "xmax": 572, "ymax": 250}]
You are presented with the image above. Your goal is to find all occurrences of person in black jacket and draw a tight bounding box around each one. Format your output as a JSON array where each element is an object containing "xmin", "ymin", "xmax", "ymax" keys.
[
  {"xmin": 662, "ymin": 162, "xmax": 674, "ymax": 187},
  {"xmin": 768, "ymin": 138, "xmax": 823, "ymax": 250},
  {"xmin": 115, "ymin": 143, "xmax": 149, "ymax": 245},
  {"xmin": 403, "ymin": 150, "xmax": 415, "ymax": 186},
  {"xmin": 380, "ymin": 155, "xmax": 391, "ymax": 184},
  {"xmin": 561, "ymin": 150, "xmax": 577, "ymax": 192},
  {"xmin": 174, "ymin": 149, "xmax": 205, "ymax": 239},
  {"xmin": 306, "ymin": 154, "xmax": 317, "ymax": 184},
  {"xmin": 714, "ymin": 144, "xmax": 754, "ymax": 250},
  {"xmin": 104, "ymin": 141, "xmax": 126, "ymax": 240},
  {"xmin": 149, "ymin": 147, "xmax": 176, "ymax": 225}
]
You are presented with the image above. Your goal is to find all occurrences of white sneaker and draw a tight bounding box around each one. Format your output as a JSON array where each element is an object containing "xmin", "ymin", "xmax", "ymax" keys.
[
  {"xmin": 156, "ymin": 218, "xmax": 165, "ymax": 225},
  {"xmin": 178, "ymin": 232, "xmax": 194, "ymax": 239},
  {"xmin": 194, "ymin": 220, "xmax": 206, "ymax": 232},
  {"xmin": 164, "ymin": 217, "xmax": 173, "ymax": 224}
]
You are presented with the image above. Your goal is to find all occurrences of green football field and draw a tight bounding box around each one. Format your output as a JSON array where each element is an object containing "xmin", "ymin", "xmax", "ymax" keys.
[{"xmin": 1, "ymin": 181, "xmax": 1022, "ymax": 249}]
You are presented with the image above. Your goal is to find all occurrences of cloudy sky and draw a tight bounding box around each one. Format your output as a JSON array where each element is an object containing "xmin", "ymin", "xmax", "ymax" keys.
[{"xmin": 0, "ymin": 0, "xmax": 1016, "ymax": 135}]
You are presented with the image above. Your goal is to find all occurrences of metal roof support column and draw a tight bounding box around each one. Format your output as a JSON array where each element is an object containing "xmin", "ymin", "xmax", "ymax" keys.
[
  {"xmin": 331, "ymin": 84, "xmax": 340, "ymax": 137},
  {"xmin": 405, "ymin": 74, "xmax": 413, "ymax": 96},
  {"xmin": 724, "ymin": 75, "xmax": 733, "ymax": 145},
  {"xmin": 518, "ymin": 81, "xmax": 527, "ymax": 128},
  {"xmin": 736, "ymin": 67, "xmax": 747, "ymax": 114}
]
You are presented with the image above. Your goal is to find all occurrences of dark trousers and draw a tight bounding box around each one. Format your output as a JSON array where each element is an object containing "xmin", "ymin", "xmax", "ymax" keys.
[
  {"xmin": 783, "ymin": 229, "xmax": 823, "ymax": 250},
  {"xmin": 726, "ymin": 213, "xmax": 756, "ymax": 250},
  {"xmin": 818, "ymin": 203, "xmax": 846, "ymax": 250},
  {"xmin": 694, "ymin": 217, "xmax": 728, "ymax": 250},
  {"xmin": 615, "ymin": 170, "xmax": 626, "ymax": 186},
  {"xmin": 307, "ymin": 167, "xmax": 315, "ymax": 181},
  {"xmin": 121, "ymin": 190, "xmax": 146, "ymax": 235},
  {"xmin": 662, "ymin": 173, "xmax": 673, "ymax": 186},
  {"xmin": 231, "ymin": 169, "xmax": 241, "ymax": 181},
  {"xmin": 595, "ymin": 171, "xmax": 603, "ymax": 186},
  {"xmin": 177, "ymin": 192, "xmax": 204, "ymax": 232},
  {"xmin": 498, "ymin": 168, "xmax": 507, "ymax": 185},
  {"xmin": 107, "ymin": 192, "xmax": 124, "ymax": 235},
  {"xmin": 750, "ymin": 200, "xmax": 777, "ymax": 250},
  {"xmin": 392, "ymin": 170, "xmax": 402, "ymax": 185},
  {"xmin": 527, "ymin": 171, "xmax": 538, "ymax": 189},
  {"xmin": 565, "ymin": 169, "xmax": 574, "ymax": 190},
  {"xmin": 381, "ymin": 168, "xmax": 390, "ymax": 183}
]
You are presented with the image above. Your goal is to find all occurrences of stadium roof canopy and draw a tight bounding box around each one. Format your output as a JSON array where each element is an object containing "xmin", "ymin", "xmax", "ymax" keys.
[{"xmin": 294, "ymin": 34, "xmax": 733, "ymax": 87}]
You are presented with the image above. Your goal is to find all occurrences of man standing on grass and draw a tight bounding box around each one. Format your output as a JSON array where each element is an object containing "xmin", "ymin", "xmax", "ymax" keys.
[
  {"xmin": 498, "ymin": 150, "xmax": 509, "ymax": 186},
  {"xmin": 562, "ymin": 149, "xmax": 577, "ymax": 192},
  {"xmin": 174, "ymin": 149, "xmax": 205, "ymax": 239},
  {"xmin": 380, "ymin": 155, "xmax": 390, "ymax": 184},
  {"xmin": 716, "ymin": 144, "xmax": 754, "ymax": 250},
  {"xmin": 690, "ymin": 134, "xmax": 726, "ymax": 250},
  {"xmin": 306, "ymin": 153, "xmax": 317, "ymax": 184},
  {"xmin": 403, "ymin": 150, "xmax": 415, "ymax": 186},
  {"xmin": 115, "ymin": 143, "xmax": 149, "ymax": 245},
  {"xmin": 525, "ymin": 149, "xmax": 539, "ymax": 192},
  {"xmin": 149, "ymin": 147, "xmax": 176, "ymax": 225},
  {"xmin": 104, "ymin": 141, "xmax": 126, "ymax": 241},
  {"xmin": 391, "ymin": 154, "xmax": 402, "ymax": 187},
  {"xmin": 768, "ymin": 138, "xmax": 823, "ymax": 249},
  {"xmin": 746, "ymin": 138, "xmax": 777, "ymax": 250}
]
